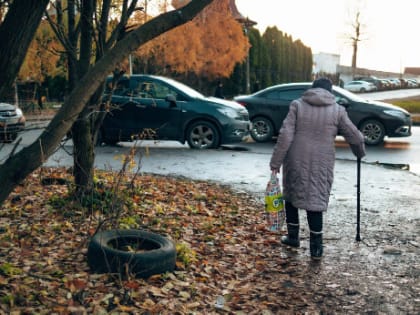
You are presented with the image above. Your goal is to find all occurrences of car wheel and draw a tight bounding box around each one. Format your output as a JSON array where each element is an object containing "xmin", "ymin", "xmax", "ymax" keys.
[
  {"xmin": 360, "ymin": 88, "xmax": 366, "ymax": 93},
  {"xmin": 359, "ymin": 119, "xmax": 385, "ymax": 145},
  {"xmin": 251, "ymin": 117, "xmax": 274, "ymax": 142},
  {"xmin": 97, "ymin": 129, "xmax": 118, "ymax": 146},
  {"xmin": 87, "ymin": 229, "xmax": 176, "ymax": 279},
  {"xmin": 186, "ymin": 121, "xmax": 220, "ymax": 149},
  {"xmin": 95, "ymin": 129, "xmax": 104, "ymax": 146},
  {"xmin": 1, "ymin": 132, "xmax": 17, "ymax": 143}
]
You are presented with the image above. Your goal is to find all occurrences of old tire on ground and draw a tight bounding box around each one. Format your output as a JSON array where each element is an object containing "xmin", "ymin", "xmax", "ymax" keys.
[{"xmin": 87, "ymin": 229, "xmax": 176, "ymax": 279}]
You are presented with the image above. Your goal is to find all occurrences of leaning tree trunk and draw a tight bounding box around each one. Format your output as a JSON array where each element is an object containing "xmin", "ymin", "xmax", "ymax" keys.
[
  {"xmin": 0, "ymin": 0, "xmax": 213, "ymax": 205},
  {"xmin": 0, "ymin": 0, "xmax": 49, "ymax": 100}
]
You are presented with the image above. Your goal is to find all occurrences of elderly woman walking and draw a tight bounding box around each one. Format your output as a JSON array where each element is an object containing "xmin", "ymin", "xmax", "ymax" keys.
[{"xmin": 270, "ymin": 77, "xmax": 366, "ymax": 259}]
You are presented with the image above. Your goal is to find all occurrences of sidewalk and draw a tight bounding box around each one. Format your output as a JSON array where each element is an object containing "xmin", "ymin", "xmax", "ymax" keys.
[{"xmin": 25, "ymin": 111, "xmax": 55, "ymax": 122}]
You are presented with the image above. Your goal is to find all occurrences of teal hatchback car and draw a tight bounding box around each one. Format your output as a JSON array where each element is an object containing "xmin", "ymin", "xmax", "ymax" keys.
[{"xmin": 100, "ymin": 75, "xmax": 250, "ymax": 149}]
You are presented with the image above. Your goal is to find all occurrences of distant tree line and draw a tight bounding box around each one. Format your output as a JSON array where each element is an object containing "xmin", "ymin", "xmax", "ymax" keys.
[
  {"xmin": 224, "ymin": 26, "xmax": 313, "ymax": 97},
  {"xmin": 132, "ymin": 25, "xmax": 313, "ymax": 98}
]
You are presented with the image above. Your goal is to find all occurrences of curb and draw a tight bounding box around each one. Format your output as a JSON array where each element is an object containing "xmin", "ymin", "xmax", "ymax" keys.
[{"xmin": 25, "ymin": 114, "xmax": 55, "ymax": 122}]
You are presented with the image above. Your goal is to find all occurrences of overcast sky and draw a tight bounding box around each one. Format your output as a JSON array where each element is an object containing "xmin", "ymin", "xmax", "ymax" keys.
[{"xmin": 236, "ymin": 0, "xmax": 420, "ymax": 74}]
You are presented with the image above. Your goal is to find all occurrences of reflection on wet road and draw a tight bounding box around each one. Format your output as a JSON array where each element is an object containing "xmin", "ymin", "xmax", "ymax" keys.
[
  {"xmin": 335, "ymin": 126, "xmax": 420, "ymax": 176},
  {"xmin": 382, "ymin": 141, "xmax": 411, "ymax": 150},
  {"xmin": 335, "ymin": 140, "xmax": 411, "ymax": 150}
]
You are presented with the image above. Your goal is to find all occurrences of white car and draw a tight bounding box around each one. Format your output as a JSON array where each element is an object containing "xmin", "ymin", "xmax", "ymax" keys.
[
  {"xmin": 343, "ymin": 80, "xmax": 377, "ymax": 93},
  {"xmin": 0, "ymin": 102, "xmax": 26, "ymax": 142},
  {"xmin": 407, "ymin": 79, "xmax": 418, "ymax": 88}
]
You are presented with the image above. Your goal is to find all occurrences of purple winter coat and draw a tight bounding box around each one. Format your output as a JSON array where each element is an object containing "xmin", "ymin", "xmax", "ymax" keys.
[{"xmin": 269, "ymin": 87, "xmax": 366, "ymax": 212}]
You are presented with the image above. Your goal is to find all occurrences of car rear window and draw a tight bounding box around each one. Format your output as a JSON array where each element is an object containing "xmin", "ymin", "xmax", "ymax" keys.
[
  {"xmin": 105, "ymin": 78, "xmax": 130, "ymax": 96},
  {"xmin": 263, "ymin": 88, "xmax": 306, "ymax": 101}
]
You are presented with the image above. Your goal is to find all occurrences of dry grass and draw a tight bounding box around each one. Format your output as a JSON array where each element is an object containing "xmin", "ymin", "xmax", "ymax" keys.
[
  {"xmin": 383, "ymin": 95, "xmax": 420, "ymax": 114},
  {"xmin": 382, "ymin": 96, "xmax": 420, "ymax": 124}
]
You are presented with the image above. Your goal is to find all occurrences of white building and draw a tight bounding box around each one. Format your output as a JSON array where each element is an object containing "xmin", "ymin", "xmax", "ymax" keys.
[
  {"xmin": 312, "ymin": 52, "xmax": 340, "ymax": 75},
  {"xmin": 312, "ymin": 52, "xmax": 415, "ymax": 84}
]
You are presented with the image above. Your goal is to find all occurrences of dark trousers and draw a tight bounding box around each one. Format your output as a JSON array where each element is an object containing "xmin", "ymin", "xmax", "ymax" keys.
[{"xmin": 285, "ymin": 201, "xmax": 323, "ymax": 232}]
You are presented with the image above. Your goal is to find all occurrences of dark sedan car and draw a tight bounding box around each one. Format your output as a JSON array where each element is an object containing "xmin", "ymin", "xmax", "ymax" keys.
[
  {"xmin": 234, "ymin": 83, "xmax": 412, "ymax": 145},
  {"xmin": 100, "ymin": 75, "xmax": 250, "ymax": 149}
]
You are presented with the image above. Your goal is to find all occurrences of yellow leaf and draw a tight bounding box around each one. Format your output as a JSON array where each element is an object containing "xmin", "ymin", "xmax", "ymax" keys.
[{"xmin": 178, "ymin": 291, "xmax": 191, "ymax": 299}]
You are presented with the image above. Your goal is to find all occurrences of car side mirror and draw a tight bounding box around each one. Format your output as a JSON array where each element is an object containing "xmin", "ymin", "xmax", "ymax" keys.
[
  {"xmin": 166, "ymin": 94, "xmax": 177, "ymax": 107},
  {"xmin": 337, "ymin": 97, "xmax": 349, "ymax": 107}
]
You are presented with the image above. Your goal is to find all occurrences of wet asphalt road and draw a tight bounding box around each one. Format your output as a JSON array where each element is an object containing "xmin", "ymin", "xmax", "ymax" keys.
[{"xmin": 1, "ymin": 125, "xmax": 420, "ymax": 190}]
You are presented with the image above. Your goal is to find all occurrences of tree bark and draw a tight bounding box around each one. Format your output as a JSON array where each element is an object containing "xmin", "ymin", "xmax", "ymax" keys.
[
  {"xmin": 71, "ymin": 0, "xmax": 96, "ymax": 197},
  {"xmin": 0, "ymin": 0, "xmax": 213, "ymax": 205},
  {"xmin": 0, "ymin": 0, "xmax": 49, "ymax": 100}
]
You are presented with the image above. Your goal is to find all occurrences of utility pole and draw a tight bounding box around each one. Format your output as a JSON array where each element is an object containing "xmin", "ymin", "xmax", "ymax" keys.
[
  {"xmin": 236, "ymin": 17, "xmax": 256, "ymax": 94},
  {"xmin": 230, "ymin": 0, "xmax": 256, "ymax": 94}
]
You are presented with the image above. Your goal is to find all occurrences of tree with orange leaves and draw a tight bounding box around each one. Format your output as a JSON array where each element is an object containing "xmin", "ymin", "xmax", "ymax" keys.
[
  {"xmin": 136, "ymin": 0, "xmax": 249, "ymax": 80},
  {"xmin": 19, "ymin": 19, "xmax": 64, "ymax": 83}
]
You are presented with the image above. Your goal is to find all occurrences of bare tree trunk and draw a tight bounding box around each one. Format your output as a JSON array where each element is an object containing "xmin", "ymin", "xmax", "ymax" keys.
[
  {"xmin": 351, "ymin": 41, "xmax": 358, "ymax": 78},
  {"xmin": 0, "ymin": 0, "xmax": 49, "ymax": 100},
  {"xmin": 0, "ymin": 0, "xmax": 213, "ymax": 205},
  {"xmin": 72, "ymin": 115, "xmax": 95, "ymax": 194},
  {"xmin": 71, "ymin": 0, "xmax": 96, "ymax": 197},
  {"xmin": 351, "ymin": 11, "xmax": 361, "ymax": 78}
]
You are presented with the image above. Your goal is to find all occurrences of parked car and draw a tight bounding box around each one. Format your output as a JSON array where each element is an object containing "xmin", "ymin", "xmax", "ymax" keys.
[
  {"xmin": 406, "ymin": 79, "xmax": 418, "ymax": 88},
  {"xmin": 234, "ymin": 83, "xmax": 412, "ymax": 145},
  {"xmin": 387, "ymin": 78, "xmax": 401, "ymax": 89},
  {"xmin": 353, "ymin": 76, "xmax": 383, "ymax": 90},
  {"xmin": 0, "ymin": 102, "xmax": 26, "ymax": 142},
  {"xmin": 379, "ymin": 79, "xmax": 392, "ymax": 90},
  {"xmin": 343, "ymin": 80, "xmax": 377, "ymax": 93},
  {"xmin": 100, "ymin": 75, "xmax": 251, "ymax": 149}
]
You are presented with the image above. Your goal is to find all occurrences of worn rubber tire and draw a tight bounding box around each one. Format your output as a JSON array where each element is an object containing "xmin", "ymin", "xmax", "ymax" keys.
[{"xmin": 87, "ymin": 229, "xmax": 176, "ymax": 279}]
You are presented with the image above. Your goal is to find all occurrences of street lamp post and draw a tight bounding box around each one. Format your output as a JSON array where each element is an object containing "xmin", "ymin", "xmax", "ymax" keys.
[
  {"xmin": 230, "ymin": 0, "xmax": 256, "ymax": 94},
  {"xmin": 244, "ymin": 26, "xmax": 251, "ymax": 94},
  {"xmin": 239, "ymin": 17, "xmax": 256, "ymax": 94}
]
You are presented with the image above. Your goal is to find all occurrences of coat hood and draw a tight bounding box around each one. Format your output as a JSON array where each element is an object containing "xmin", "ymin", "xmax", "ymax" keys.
[{"xmin": 301, "ymin": 88, "xmax": 336, "ymax": 106}]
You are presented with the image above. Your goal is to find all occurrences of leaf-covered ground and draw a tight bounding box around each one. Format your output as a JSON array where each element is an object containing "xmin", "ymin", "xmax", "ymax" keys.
[{"xmin": 0, "ymin": 167, "xmax": 417, "ymax": 314}]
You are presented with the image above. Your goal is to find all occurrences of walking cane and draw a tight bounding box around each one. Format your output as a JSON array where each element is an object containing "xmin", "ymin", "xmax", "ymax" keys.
[{"xmin": 356, "ymin": 157, "xmax": 361, "ymax": 242}]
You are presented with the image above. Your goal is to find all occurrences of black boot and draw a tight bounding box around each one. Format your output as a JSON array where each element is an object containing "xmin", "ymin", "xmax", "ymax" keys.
[
  {"xmin": 281, "ymin": 223, "xmax": 300, "ymax": 247},
  {"xmin": 310, "ymin": 231, "xmax": 323, "ymax": 259}
]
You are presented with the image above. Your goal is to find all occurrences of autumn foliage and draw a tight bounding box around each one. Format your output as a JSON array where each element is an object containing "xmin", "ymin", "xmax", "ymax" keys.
[
  {"xmin": 19, "ymin": 20, "xmax": 64, "ymax": 82},
  {"xmin": 0, "ymin": 167, "xmax": 324, "ymax": 313},
  {"xmin": 137, "ymin": 0, "xmax": 249, "ymax": 79}
]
